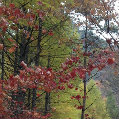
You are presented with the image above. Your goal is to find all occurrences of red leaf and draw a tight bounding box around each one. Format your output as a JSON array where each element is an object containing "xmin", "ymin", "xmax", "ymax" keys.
[
  {"xmin": 20, "ymin": 61, "xmax": 27, "ymax": 68},
  {"xmin": 2, "ymin": 26, "xmax": 8, "ymax": 32},
  {"xmin": 67, "ymin": 84, "xmax": 74, "ymax": 89},
  {"xmin": 107, "ymin": 58, "xmax": 115, "ymax": 65},
  {"xmin": 88, "ymin": 64, "xmax": 95, "ymax": 71},
  {"xmin": 77, "ymin": 105, "xmax": 83, "ymax": 109},
  {"xmin": 31, "ymin": 14, "xmax": 35, "ymax": 20},
  {"xmin": 59, "ymin": 77, "xmax": 66, "ymax": 83},
  {"xmin": 8, "ymin": 46, "xmax": 16, "ymax": 53},
  {"xmin": 114, "ymin": 40, "xmax": 118, "ymax": 45},
  {"xmin": 70, "ymin": 70, "xmax": 76, "ymax": 78},
  {"xmin": 75, "ymin": 88, "xmax": 78, "ymax": 90},
  {"xmin": 0, "ymin": 44, "xmax": 3, "ymax": 50},
  {"xmin": 0, "ymin": 7, "xmax": 3, "ymax": 15},
  {"xmin": 9, "ymin": 3, "xmax": 15, "ymax": 9},
  {"xmin": 106, "ymin": 39, "xmax": 111, "ymax": 44},
  {"xmin": 85, "ymin": 114, "xmax": 89, "ymax": 117},
  {"xmin": 8, "ymin": 38, "xmax": 14, "ymax": 42},
  {"xmin": 58, "ymin": 85, "xmax": 65, "ymax": 90},
  {"xmin": 42, "ymin": 29, "xmax": 47, "ymax": 34},
  {"xmin": 48, "ymin": 31, "xmax": 54, "ymax": 36},
  {"xmin": 37, "ymin": 94, "xmax": 41, "ymax": 97},
  {"xmin": 75, "ymin": 95, "xmax": 81, "ymax": 100},
  {"xmin": 14, "ymin": 9, "xmax": 20, "ymax": 15}
]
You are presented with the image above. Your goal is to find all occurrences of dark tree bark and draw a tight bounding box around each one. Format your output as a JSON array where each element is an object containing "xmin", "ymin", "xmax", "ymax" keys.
[
  {"xmin": 45, "ymin": 54, "xmax": 51, "ymax": 114},
  {"xmin": 1, "ymin": 45, "xmax": 4, "ymax": 80},
  {"xmin": 14, "ymin": 33, "xmax": 19, "ymax": 75},
  {"xmin": 81, "ymin": 14, "xmax": 88, "ymax": 119},
  {"xmin": 32, "ymin": 18, "xmax": 42, "ymax": 110},
  {"xmin": 11, "ymin": 28, "xmax": 29, "ymax": 114}
]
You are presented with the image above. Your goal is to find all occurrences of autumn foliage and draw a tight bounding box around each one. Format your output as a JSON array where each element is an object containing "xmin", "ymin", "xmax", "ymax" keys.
[{"xmin": 0, "ymin": 0, "xmax": 117, "ymax": 119}]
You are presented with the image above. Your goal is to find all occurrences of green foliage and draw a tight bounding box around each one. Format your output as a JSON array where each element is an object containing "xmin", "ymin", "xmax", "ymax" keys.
[
  {"xmin": 39, "ymin": 21, "xmax": 79, "ymax": 69},
  {"xmin": 0, "ymin": 1, "xmax": 115, "ymax": 119},
  {"xmin": 106, "ymin": 91, "xmax": 119, "ymax": 119},
  {"xmin": 86, "ymin": 80, "xmax": 110, "ymax": 119},
  {"xmin": 49, "ymin": 80, "xmax": 110, "ymax": 119}
]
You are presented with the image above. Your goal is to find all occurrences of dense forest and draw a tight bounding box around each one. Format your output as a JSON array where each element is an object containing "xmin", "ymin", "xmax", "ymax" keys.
[{"xmin": 0, "ymin": 0, "xmax": 119, "ymax": 119}]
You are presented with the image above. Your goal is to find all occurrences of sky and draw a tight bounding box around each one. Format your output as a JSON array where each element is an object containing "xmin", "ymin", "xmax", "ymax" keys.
[
  {"xmin": 115, "ymin": 1, "xmax": 119, "ymax": 13},
  {"xmin": 70, "ymin": 0, "xmax": 119, "ymax": 41}
]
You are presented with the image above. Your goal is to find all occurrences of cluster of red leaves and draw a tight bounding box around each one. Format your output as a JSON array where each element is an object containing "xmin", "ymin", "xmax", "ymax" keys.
[
  {"xmin": 0, "ymin": 2, "xmax": 116, "ymax": 119},
  {"xmin": 0, "ymin": 47, "xmax": 115, "ymax": 118},
  {"xmin": 0, "ymin": 56, "xmax": 80, "ymax": 118},
  {"xmin": 57, "ymin": 49, "xmax": 115, "ymax": 92},
  {"xmin": 0, "ymin": 3, "xmax": 54, "ymax": 54},
  {"xmin": 0, "ymin": 52, "xmax": 60, "ymax": 118},
  {"xmin": 86, "ymin": 49, "xmax": 115, "ymax": 75},
  {"xmin": 74, "ymin": 105, "xmax": 83, "ymax": 110},
  {"xmin": 106, "ymin": 38, "xmax": 119, "ymax": 46},
  {"xmin": 0, "ymin": 55, "xmax": 80, "ymax": 118},
  {"xmin": 57, "ymin": 57, "xmax": 80, "ymax": 90},
  {"xmin": 3, "ymin": 61, "xmax": 57, "ymax": 93},
  {"xmin": 0, "ymin": 3, "xmax": 51, "ymax": 34},
  {"xmin": 0, "ymin": 84, "xmax": 10, "ymax": 119},
  {"xmin": 71, "ymin": 95, "xmax": 81, "ymax": 100},
  {"xmin": 85, "ymin": 114, "xmax": 91, "ymax": 119},
  {"xmin": 0, "ymin": 62, "xmax": 57, "ymax": 118},
  {"xmin": 0, "ymin": 52, "xmax": 115, "ymax": 118}
]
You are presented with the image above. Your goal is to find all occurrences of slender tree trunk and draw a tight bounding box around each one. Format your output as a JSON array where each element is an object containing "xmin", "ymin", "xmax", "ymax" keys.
[
  {"xmin": 1, "ymin": 44, "xmax": 4, "ymax": 80},
  {"xmin": 31, "ymin": 18, "xmax": 42, "ymax": 109},
  {"xmin": 23, "ymin": 41, "xmax": 31, "ymax": 109},
  {"xmin": 45, "ymin": 54, "xmax": 51, "ymax": 114},
  {"xmin": 45, "ymin": 92, "xmax": 50, "ymax": 114},
  {"xmin": 81, "ymin": 79, "xmax": 87, "ymax": 119},
  {"xmin": 12, "ymin": 31, "xmax": 28, "ymax": 115},
  {"xmin": 11, "ymin": 33, "xmax": 19, "ymax": 115},
  {"xmin": 14, "ymin": 33, "xmax": 18, "ymax": 75},
  {"xmin": 35, "ymin": 18, "xmax": 42, "ymax": 66},
  {"xmin": 19, "ymin": 35, "xmax": 28, "ymax": 64},
  {"xmin": 14, "ymin": 47, "xmax": 18, "ymax": 75},
  {"xmin": 81, "ymin": 14, "xmax": 88, "ymax": 119},
  {"xmin": 32, "ymin": 88, "xmax": 37, "ymax": 110},
  {"xmin": 106, "ymin": 11, "xmax": 110, "ymax": 33},
  {"xmin": 27, "ymin": 88, "xmax": 31, "ymax": 109}
]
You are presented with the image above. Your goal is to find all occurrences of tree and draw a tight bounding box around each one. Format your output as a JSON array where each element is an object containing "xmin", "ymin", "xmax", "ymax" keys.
[
  {"xmin": 106, "ymin": 91, "xmax": 119, "ymax": 119},
  {"xmin": 0, "ymin": 0, "xmax": 117, "ymax": 119},
  {"xmin": 50, "ymin": 80, "xmax": 111, "ymax": 119},
  {"xmin": 68, "ymin": 0, "xmax": 116, "ymax": 119},
  {"xmin": 0, "ymin": 0, "xmax": 79, "ymax": 118}
]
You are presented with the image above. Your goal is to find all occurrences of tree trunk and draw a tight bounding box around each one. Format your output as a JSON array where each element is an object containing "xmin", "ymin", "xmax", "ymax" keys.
[
  {"xmin": 81, "ymin": 14, "xmax": 88, "ymax": 119},
  {"xmin": 27, "ymin": 88, "xmax": 31, "ymax": 109},
  {"xmin": 45, "ymin": 92, "xmax": 50, "ymax": 114},
  {"xmin": 31, "ymin": 18, "xmax": 42, "ymax": 110},
  {"xmin": 11, "ymin": 30, "xmax": 29, "ymax": 115},
  {"xmin": 14, "ymin": 33, "xmax": 19, "ymax": 75},
  {"xmin": 44, "ymin": 54, "xmax": 51, "ymax": 114},
  {"xmin": 1, "ymin": 44, "xmax": 4, "ymax": 80}
]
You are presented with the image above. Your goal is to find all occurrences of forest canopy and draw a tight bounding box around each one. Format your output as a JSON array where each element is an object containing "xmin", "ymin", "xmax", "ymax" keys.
[{"xmin": 0, "ymin": 0, "xmax": 119, "ymax": 119}]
